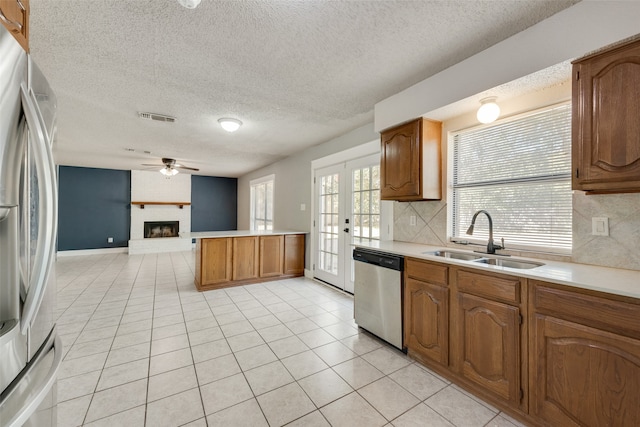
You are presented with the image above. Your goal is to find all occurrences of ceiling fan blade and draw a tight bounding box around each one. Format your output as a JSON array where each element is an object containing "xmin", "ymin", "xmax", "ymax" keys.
[
  {"xmin": 141, "ymin": 163, "xmax": 163, "ymax": 167},
  {"xmin": 176, "ymin": 165, "xmax": 199, "ymax": 171}
]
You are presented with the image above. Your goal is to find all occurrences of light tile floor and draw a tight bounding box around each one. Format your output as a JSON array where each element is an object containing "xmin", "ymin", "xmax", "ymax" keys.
[{"xmin": 54, "ymin": 251, "xmax": 526, "ymax": 427}]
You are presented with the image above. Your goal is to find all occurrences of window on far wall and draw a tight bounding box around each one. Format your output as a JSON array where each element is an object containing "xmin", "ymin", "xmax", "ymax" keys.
[
  {"xmin": 451, "ymin": 103, "xmax": 572, "ymax": 254},
  {"xmin": 250, "ymin": 175, "xmax": 274, "ymax": 231}
]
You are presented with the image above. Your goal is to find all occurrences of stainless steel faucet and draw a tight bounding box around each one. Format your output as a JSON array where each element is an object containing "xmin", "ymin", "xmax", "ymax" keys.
[{"xmin": 466, "ymin": 210, "xmax": 504, "ymax": 254}]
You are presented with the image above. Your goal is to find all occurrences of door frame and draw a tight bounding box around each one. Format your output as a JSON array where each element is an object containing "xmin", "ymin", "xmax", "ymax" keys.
[{"xmin": 310, "ymin": 140, "xmax": 393, "ymax": 291}]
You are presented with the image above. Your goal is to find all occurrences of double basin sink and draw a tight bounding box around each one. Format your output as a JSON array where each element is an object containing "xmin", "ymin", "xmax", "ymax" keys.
[{"xmin": 425, "ymin": 250, "xmax": 544, "ymax": 270}]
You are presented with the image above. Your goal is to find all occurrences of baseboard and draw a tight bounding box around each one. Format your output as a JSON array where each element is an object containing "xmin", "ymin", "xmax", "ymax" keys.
[
  {"xmin": 304, "ymin": 269, "xmax": 313, "ymax": 279},
  {"xmin": 57, "ymin": 247, "xmax": 128, "ymax": 257}
]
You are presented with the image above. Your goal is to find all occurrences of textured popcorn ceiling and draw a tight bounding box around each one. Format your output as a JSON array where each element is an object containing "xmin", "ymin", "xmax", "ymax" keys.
[{"xmin": 29, "ymin": 0, "xmax": 577, "ymax": 177}]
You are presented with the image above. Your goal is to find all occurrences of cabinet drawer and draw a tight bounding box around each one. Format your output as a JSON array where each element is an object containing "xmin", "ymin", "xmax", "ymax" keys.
[
  {"xmin": 456, "ymin": 269, "xmax": 520, "ymax": 305},
  {"xmin": 532, "ymin": 281, "xmax": 640, "ymax": 339},
  {"xmin": 406, "ymin": 258, "xmax": 447, "ymax": 285}
]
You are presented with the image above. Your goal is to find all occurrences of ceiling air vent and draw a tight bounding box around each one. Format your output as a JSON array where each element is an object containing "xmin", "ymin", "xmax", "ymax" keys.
[{"xmin": 138, "ymin": 112, "xmax": 176, "ymax": 123}]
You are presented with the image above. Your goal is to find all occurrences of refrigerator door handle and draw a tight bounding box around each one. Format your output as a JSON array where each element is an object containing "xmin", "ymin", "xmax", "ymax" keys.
[
  {"xmin": 18, "ymin": 84, "xmax": 58, "ymax": 335},
  {"xmin": 0, "ymin": 204, "xmax": 17, "ymax": 221},
  {"xmin": 0, "ymin": 329, "xmax": 62, "ymax": 427}
]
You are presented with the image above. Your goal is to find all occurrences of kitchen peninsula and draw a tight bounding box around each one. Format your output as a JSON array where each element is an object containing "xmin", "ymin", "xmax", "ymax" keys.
[{"xmin": 187, "ymin": 231, "xmax": 306, "ymax": 291}]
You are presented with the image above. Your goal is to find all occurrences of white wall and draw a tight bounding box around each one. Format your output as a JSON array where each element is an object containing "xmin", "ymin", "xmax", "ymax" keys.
[
  {"xmin": 375, "ymin": 1, "xmax": 640, "ymax": 132},
  {"xmin": 237, "ymin": 123, "xmax": 379, "ymax": 267}
]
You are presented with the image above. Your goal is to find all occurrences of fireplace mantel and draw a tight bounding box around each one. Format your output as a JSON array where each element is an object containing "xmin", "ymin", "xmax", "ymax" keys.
[{"xmin": 131, "ymin": 201, "xmax": 191, "ymax": 209}]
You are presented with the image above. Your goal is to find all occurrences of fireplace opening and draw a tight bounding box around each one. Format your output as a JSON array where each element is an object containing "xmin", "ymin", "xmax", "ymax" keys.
[{"xmin": 144, "ymin": 221, "xmax": 179, "ymax": 238}]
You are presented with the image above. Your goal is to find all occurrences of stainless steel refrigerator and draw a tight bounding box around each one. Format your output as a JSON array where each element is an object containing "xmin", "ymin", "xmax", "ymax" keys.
[{"xmin": 0, "ymin": 24, "xmax": 62, "ymax": 427}]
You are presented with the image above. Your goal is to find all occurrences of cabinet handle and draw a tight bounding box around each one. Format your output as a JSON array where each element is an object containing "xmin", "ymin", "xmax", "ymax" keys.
[{"xmin": 0, "ymin": 0, "xmax": 26, "ymax": 33}]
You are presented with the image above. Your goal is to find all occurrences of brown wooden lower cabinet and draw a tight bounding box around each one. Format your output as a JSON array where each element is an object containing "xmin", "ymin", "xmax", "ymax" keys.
[
  {"xmin": 403, "ymin": 259, "xmax": 640, "ymax": 427},
  {"xmin": 404, "ymin": 259, "xmax": 449, "ymax": 366},
  {"xmin": 450, "ymin": 268, "xmax": 526, "ymax": 410},
  {"xmin": 454, "ymin": 292, "xmax": 521, "ymax": 405},
  {"xmin": 284, "ymin": 234, "xmax": 305, "ymax": 275},
  {"xmin": 196, "ymin": 237, "xmax": 232, "ymax": 287},
  {"xmin": 529, "ymin": 281, "xmax": 640, "ymax": 427},
  {"xmin": 195, "ymin": 234, "xmax": 305, "ymax": 291},
  {"xmin": 260, "ymin": 235, "xmax": 284, "ymax": 277},
  {"xmin": 233, "ymin": 236, "xmax": 259, "ymax": 281}
]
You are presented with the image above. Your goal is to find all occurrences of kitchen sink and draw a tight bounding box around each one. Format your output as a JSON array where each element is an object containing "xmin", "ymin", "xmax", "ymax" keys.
[
  {"xmin": 472, "ymin": 258, "xmax": 544, "ymax": 269},
  {"xmin": 424, "ymin": 250, "xmax": 485, "ymax": 261},
  {"xmin": 424, "ymin": 250, "xmax": 544, "ymax": 270}
]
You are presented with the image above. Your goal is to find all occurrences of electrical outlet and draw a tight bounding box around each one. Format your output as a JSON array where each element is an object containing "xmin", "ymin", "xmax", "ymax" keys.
[
  {"xmin": 410, "ymin": 215, "xmax": 417, "ymax": 226},
  {"xmin": 592, "ymin": 217, "xmax": 609, "ymax": 236},
  {"xmin": 107, "ymin": 237, "xmax": 114, "ymax": 243},
  {"xmin": 300, "ymin": 203, "xmax": 306, "ymax": 211}
]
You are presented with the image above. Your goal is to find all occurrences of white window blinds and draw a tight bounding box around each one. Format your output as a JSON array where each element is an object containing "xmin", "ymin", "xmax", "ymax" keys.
[{"xmin": 452, "ymin": 103, "xmax": 572, "ymax": 253}]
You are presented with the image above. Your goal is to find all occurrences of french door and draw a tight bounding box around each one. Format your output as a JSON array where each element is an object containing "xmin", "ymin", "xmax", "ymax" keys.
[{"xmin": 314, "ymin": 154, "xmax": 387, "ymax": 293}]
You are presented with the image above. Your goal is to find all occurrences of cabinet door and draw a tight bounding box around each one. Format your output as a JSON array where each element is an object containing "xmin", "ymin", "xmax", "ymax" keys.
[
  {"xmin": 201, "ymin": 238, "xmax": 232, "ymax": 286},
  {"xmin": 573, "ymin": 39, "xmax": 640, "ymax": 192},
  {"xmin": 232, "ymin": 236, "xmax": 259, "ymax": 281},
  {"xmin": 531, "ymin": 315, "xmax": 640, "ymax": 427},
  {"xmin": 283, "ymin": 234, "xmax": 305, "ymax": 276},
  {"xmin": 380, "ymin": 119, "xmax": 421, "ymax": 199},
  {"xmin": 404, "ymin": 277, "xmax": 448, "ymax": 365},
  {"xmin": 455, "ymin": 292, "xmax": 521, "ymax": 405},
  {"xmin": 0, "ymin": 0, "xmax": 29, "ymax": 51},
  {"xmin": 259, "ymin": 235, "xmax": 284, "ymax": 277}
]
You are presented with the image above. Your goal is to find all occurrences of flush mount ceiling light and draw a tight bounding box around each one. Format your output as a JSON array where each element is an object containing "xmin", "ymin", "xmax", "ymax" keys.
[
  {"xmin": 476, "ymin": 97, "xmax": 501, "ymax": 124},
  {"xmin": 177, "ymin": 0, "xmax": 201, "ymax": 9},
  {"xmin": 218, "ymin": 118, "xmax": 242, "ymax": 132},
  {"xmin": 160, "ymin": 167, "xmax": 179, "ymax": 176}
]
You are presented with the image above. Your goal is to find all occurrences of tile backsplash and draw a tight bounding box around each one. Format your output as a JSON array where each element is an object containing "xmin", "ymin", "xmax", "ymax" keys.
[
  {"xmin": 572, "ymin": 192, "xmax": 640, "ymax": 270},
  {"xmin": 393, "ymin": 192, "xmax": 640, "ymax": 271}
]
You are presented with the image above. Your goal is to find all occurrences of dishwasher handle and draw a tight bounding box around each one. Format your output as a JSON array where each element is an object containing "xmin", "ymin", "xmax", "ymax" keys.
[{"xmin": 353, "ymin": 248, "xmax": 404, "ymax": 271}]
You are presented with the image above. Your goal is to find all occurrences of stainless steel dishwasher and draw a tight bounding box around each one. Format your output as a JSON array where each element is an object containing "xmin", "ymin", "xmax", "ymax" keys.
[{"xmin": 353, "ymin": 247, "xmax": 404, "ymax": 351}]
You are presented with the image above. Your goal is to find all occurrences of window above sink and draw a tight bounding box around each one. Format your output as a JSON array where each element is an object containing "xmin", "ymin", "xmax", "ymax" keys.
[{"xmin": 450, "ymin": 103, "xmax": 572, "ymax": 255}]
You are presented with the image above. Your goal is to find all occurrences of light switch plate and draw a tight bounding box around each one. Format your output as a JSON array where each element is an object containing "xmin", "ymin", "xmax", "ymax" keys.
[
  {"xmin": 592, "ymin": 217, "xmax": 609, "ymax": 236},
  {"xmin": 300, "ymin": 203, "xmax": 306, "ymax": 211}
]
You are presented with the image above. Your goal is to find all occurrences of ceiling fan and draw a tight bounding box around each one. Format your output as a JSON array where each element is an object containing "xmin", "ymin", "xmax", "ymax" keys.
[{"xmin": 142, "ymin": 158, "xmax": 199, "ymax": 176}]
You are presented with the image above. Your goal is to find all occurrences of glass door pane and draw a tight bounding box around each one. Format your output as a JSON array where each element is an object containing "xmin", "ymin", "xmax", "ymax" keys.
[
  {"xmin": 318, "ymin": 173, "xmax": 339, "ymax": 276},
  {"xmin": 344, "ymin": 157, "xmax": 381, "ymax": 293},
  {"xmin": 314, "ymin": 165, "xmax": 345, "ymax": 288},
  {"xmin": 314, "ymin": 152, "xmax": 389, "ymax": 293}
]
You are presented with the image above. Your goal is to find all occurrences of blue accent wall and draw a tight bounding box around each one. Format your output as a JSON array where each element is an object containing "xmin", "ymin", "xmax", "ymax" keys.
[
  {"xmin": 58, "ymin": 166, "xmax": 131, "ymax": 250},
  {"xmin": 191, "ymin": 175, "xmax": 237, "ymax": 231}
]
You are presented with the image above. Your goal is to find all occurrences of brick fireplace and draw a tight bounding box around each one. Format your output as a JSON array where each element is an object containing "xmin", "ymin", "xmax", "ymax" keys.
[{"xmin": 128, "ymin": 171, "xmax": 192, "ymax": 254}]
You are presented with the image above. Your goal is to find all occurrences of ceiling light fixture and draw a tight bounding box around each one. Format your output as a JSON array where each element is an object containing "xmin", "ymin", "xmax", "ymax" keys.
[
  {"xmin": 160, "ymin": 167, "xmax": 179, "ymax": 176},
  {"xmin": 476, "ymin": 97, "xmax": 501, "ymax": 124},
  {"xmin": 177, "ymin": 0, "xmax": 201, "ymax": 9},
  {"xmin": 218, "ymin": 118, "xmax": 242, "ymax": 132}
]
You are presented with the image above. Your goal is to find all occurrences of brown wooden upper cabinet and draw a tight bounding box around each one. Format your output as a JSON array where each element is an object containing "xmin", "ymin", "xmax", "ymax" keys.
[
  {"xmin": 0, "ymin": 0, "xmax": 29, "ymax": 52},
  {"xmin": 572, "ymin": 38, "xmax": 640, "ymax": 193},
  {"xmin": 380, "ymin": 118, "xmax": 442, "ymax": 201}
]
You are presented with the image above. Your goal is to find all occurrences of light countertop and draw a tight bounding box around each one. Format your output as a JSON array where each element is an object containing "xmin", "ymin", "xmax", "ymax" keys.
[
  {"xmin": 355, "ymin": 240, "xmax": 640, "ymax": 300},
  {"xmin": 183, "ymin": 230, "xmax": 307, "ymax": 239}
]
